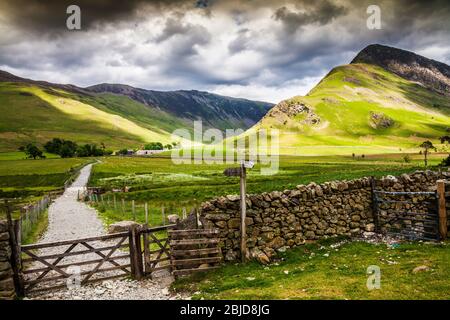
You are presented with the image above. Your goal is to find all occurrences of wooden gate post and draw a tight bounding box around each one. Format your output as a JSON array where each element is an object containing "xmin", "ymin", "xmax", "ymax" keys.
[
  {"xmin": 4, "ymin": 200, "xmax": 25, "ymax": 297},
  {"xmin": 128, "ymin": 225, "xmax": 144, "ymax": 280},
  {"xmin": 436, "ymin": 180, "xmax": 448, "ymax": 240},
  {"xmin": 370, "ymin": 177, "xmax": 380, "ymax": 233}
]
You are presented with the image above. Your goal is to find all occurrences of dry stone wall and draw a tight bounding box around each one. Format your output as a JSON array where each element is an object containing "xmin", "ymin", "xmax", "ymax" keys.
[
  {"xmin": 0, "ymin": 220, "xmax": 15, "ymax": 300},
  {"xmin": 200, "ymin": 170, "xmax": 450, "ymax": 263}
]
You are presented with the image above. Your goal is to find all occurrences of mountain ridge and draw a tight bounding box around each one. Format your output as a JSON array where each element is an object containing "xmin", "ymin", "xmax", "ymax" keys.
[
  {"xmin": 246, "ymin": 44, "xmax": 450, "ymax": 155},
  {"xmin": 0, "ymin": 70, "xmax": 272, "ymax": 151}
]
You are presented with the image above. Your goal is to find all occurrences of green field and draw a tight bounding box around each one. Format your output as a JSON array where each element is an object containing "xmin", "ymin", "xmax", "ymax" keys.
[
  {"xmin": 172, "ymin": 238, "xmax": 450, "ymax": 300},
  {"xmin": 0, "ymin": 153, "xmax": 91, "ymax": 207},
  {"xmin": 88, "ymin": 153, "xmax": 447, "ymax": 226}
]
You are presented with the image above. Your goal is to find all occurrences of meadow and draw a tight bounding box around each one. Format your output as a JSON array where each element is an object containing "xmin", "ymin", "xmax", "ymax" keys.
[
  {"xmin": 0, "ymin": 152, "xmax": 92, "ymax": 210},
  {"xmin": 172, "ymin": 237, "xmax": 450, "ymax": 300},
  {"xmin": 88, "ymin": 152, "xmax": 447, "ymax": 226}
]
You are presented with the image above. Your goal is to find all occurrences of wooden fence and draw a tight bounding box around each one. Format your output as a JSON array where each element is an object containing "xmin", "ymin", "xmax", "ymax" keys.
[{"xmin": 84, "ymin": 193, "xmax": 190, "ymax": 225}]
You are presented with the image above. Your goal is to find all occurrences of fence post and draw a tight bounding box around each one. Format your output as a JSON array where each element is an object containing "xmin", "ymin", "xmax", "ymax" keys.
[
  {"xmin": 437, "ymin": 180, "xmax": 447, "ymax": 240},
  {"xmin": 4, "ymin": 200, "xmax": 25, "ymax": 297},
  {"xmin": 370, "ymin": 177, "xmax": 380, "ymax": 233},
  {"xmin": 128, "ymin": 225, "xmax": 143, "ymax": 280},
  {"xmin": 145, "ymin": 203, "xmax": 149, "ymax": 225}
]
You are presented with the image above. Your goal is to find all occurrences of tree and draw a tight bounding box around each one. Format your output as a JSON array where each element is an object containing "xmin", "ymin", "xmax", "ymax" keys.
[
  {"xmin": 144, "ymin": 142, "xmax": 163, "ymax": 150},
  {"xmin": 44, "ymin": 138, "xmax": 77, "ymax": 157},
  {"xmin": 44, "ymin": 138, "xmax": 63, "ymax": 154},
  {"xmin": 440, "ymin": 135, "xmax": 450, "ymax": 144},
  {"xmin": 440, "ymin": 135, "xmax": 450, "ymax": 167},
  {"xmin": 117, "ymin": 148, "xmax": 129, "ymax": 156},
  {"xmin": 164, "ymin": 144, "xmax": 173, "ymax": 150},
  {"xmin": 419, "ymin": 140, "xmax": 436, "ymax": 167},
  {"xmin": 21, "ymin": 143, "xmax": 46, "ymax": 160}
]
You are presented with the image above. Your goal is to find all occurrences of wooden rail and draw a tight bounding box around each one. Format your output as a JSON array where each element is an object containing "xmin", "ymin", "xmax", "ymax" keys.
[
  {"xmin": 168, "ymin": 228, "xmax": 223, "ymax": 277},
  {"xmin": 21, "ymin": 231, "xmax": 132, "ymax": 294}
]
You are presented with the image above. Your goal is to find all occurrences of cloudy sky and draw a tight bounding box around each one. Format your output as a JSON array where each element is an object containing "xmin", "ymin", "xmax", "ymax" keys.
[{"xmin": 0, "ymin": 0, "xmax": 449, "ymax": 103}]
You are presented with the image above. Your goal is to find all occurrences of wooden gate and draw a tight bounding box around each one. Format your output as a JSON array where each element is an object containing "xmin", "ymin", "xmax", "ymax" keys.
[
  {"xmin": 168, "ymin": 229, "xmax": 223, "ymax": 277},
  {"xmin": 21, "ymin": 231, "xmax": 132, "ymax": 294},
  {"xmin": 141, "ymin": 225, "xmax": 175, "ymax": 276},
  {"xmin": 372, "ymin": 188, "xmax": 441, "ymax": 241}
]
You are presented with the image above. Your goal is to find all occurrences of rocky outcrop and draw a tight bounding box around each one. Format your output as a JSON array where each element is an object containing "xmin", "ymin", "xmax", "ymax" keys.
[
  {"xmin": 200, "ymin": 170, "xmax": 449, "ymax": 263},
  {"xmin": 264, "ymin": 100, "xmax": 321, "ymax": 125},
  {"xmin": 352, "ymin": 44, "xmax": 450, "ymax": 96},
  {"xmin": 369, "ymin": 111, "xmax": 394, "ymax": 129}
]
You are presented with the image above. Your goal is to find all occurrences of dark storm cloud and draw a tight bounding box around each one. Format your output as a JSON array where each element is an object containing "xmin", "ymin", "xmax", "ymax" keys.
[
  {"xmin": 0, "ymin": 0, "xmax": 193, "ymax": 33},
  {"xmin": 273, "ymin": 0, "xmax": 349, "ymax": 33},
  {"xmin": 1, "ymin": 0, "xmax": 450, "ymax": 102}
]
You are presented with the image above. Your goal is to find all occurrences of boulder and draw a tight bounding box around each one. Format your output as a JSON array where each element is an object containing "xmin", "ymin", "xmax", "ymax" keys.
[
  {"xmin": 108, "ymin": 221, "xmax": 140, "ymax": 234},
  {"xmin": 167, "ymin": 214, "xmax": 180, "ymax": 224},
  {"xmin": 412, "ymin": 265, "xmax": 431, "ymax": 273},
  {"xmin": 250, "ymin": 248, "xmax": 270, "ymax": 264}
]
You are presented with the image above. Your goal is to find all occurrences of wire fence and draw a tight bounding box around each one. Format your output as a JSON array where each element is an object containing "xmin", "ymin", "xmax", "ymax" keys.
[
  {"xmin": 84, "ymin": 192, "xmax": 191, "ymax": 226},
  {"xmin": 20, "ymin": 195, "xmax": 53, "ymax": 241}
]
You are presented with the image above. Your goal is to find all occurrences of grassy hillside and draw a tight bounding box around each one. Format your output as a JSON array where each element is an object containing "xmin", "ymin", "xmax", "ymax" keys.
[
  {"xmin": 246, "ymin": 63, "xmax": 450, "ymax": 155},
  {"xmin": 0, "ymin": 82, "xmax": 175, "ymax": 151}
]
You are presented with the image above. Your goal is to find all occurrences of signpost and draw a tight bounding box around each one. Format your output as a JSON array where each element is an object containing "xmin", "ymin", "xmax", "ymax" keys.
[{"xmin": 223, "ymin": 161, "xmax": 254, "ymax": 262}]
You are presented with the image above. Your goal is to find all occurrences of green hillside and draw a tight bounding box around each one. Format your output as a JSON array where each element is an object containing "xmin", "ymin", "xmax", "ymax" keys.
[
  {"xmin": 0, "ymin": 82, "xmax": 174, "ymax": 151},
  {"xmin": 245, "ymin": 62, "xmax": 450, "ymax": 155}
]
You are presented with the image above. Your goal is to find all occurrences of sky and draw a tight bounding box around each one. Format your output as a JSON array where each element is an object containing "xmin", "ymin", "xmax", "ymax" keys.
[{"xmin": 0, "ymin": 0, "xmax": 449, "ymax": 103}]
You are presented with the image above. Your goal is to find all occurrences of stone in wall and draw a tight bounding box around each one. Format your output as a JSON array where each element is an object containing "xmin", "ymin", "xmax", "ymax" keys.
[
  {"xmin": 200, "ymin": 170, "xmax": 449, "ymax": 263},
  {"xmin": 0, "ymin": 221, "xmax": 15, "ymax": 300}
]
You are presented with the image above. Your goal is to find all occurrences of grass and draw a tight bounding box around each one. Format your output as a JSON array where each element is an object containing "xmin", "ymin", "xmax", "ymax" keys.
[
  {"xmin": 0, "ymin": 155, "xmax": 92, "ymax": 217},
  {"xmin": 0, "ymin": 82, "xmax": 172, "ymax": 151},
  {"xmin": 21, "ymin": 209, "xmax": 49, "ymax": 245},
  {"xmin": 171, "ymin": 238, "xmax": 450, "ymax": 300}
]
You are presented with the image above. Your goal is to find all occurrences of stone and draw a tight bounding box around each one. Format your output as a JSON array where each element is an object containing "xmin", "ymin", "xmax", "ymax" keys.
[
  {"xmin": 228, "ymin": 218, "xmax": 240, "ymax": 229},
  {"xmin": 204, "ymin": 213, "xmax": 230, "ymax": 221},
  {"xmin": 0, "ymin": 233, "xmax": 9, "ymax": 241},
  {"xmin": 215, "ymin": 221, "xmax": 227, "ymax": 229},
  {"xmin": 305, "ymin": 231, "xmax": 315, "ymax": 239},
  {"xmin": 365, "ymin": 223, "xmax": 375, "ymax": 232},
  {"xmin": 108, "ymin": 221, "xmax": 140, "ymax": 233},
  {"xmin": 198, "ymin": 264, "xmax": 211, "ymax": 269},
  {"xmin": 167, "ymin": 214, "xmax": 180, "ymax": 224},
  {"xmin": 351, "ymin": 215, "xmax": 361, "ymax": 222},
  {"xmin": 250, "ymin": 248, "xmax": 270, "ymax": 264},
  {"xmin": 0, "ymin": 277, "xmax": 14, "ymax": 291},
  {"xmin": 0, "ymin": 261, "xmax": 11, "ymax": 272},
  {"xmin": 412, "ymin": 265, "xmax": 431, "ymax": 273},
  {"xmin": 268, "ymin": 237, "xmax": 285, "ymax": 249},
  {"xmin": 225, "ymin": 249, "xmax": 237, "ymax": 261},
  {"xmin": 226, "ymin": 195, "xmax": 240, "ymax": 201}
]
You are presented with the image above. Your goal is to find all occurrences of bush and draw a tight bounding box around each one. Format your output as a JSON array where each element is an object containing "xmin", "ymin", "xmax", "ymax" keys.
[
  {"xmin": 440, "ymin": 155, "xmax": 450, "ymax": 167},
  {"xmin": 403, "ymin": 154, "xmax": 411, "ymax": 163},
  {"xmin": 144, "ymin": 142, "xmax": 163, "ymax": 150}
]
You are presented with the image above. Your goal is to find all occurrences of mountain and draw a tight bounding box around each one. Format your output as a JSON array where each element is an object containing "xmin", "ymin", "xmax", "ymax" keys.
[
  {"xmin": 352, "ymin": 44, "xmax": 450, "ymax": 96},
  {"xmin": 0, "ymin": 71, "xmax": 272, "ymax": 151},
  {"xmin": 245, "ymin": 44, "xmax": 450, "ymax": 155},
  {"xmin": 86, "ymin": 84, "xmax": 272, "ymax": 130}
]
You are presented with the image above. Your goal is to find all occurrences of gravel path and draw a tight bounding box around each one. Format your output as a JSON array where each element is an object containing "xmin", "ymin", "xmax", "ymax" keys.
[{"xmin": 28, "ymin": 164, "xmax": 180, "ymax": 300}]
